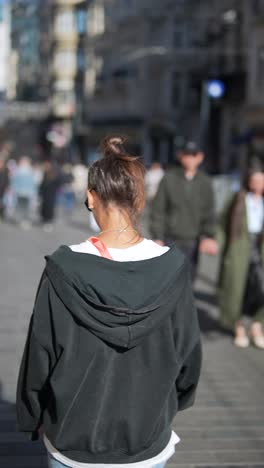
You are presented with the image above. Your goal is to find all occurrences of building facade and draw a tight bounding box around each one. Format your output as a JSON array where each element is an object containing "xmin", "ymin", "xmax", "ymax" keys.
[
  {"xmin": 3, "ymin": 0, "xmax": 264, "ymax": 169},
  {"xmin": 3, "ymin": 0, "xmax": 89, "ymax": 160},
  {"xmin": 83, "ymin": 0, "xmax": 264, "ymax": 172},
  {"xmin": 10, "ymin": 0, "xmax": 51, "ymax": 102},
  {"xmin": 0, "ymin": 0, "xmax": 11, "ymax": 100},
  {"xmin": 51, "ymin": 0, "xmax": 88, "ymax": 119},
  {"xmin": 243, "ymin": 0, "xmax": 264, "ymax": 166}
]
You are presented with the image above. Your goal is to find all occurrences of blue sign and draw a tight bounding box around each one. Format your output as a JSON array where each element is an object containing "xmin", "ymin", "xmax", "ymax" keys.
[{"xmin": 207, "ymin": 80, "xmax": 225, "ymax": 99}]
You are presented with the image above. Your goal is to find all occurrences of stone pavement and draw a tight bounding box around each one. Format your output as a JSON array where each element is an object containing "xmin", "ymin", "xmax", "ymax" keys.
[{"xmin": 0, "ymin": 209, "xmax": 264, "ymax": 468}]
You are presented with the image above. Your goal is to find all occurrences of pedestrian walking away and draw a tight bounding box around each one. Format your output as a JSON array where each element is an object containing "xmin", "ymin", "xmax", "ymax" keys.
[
  {"xmin": 39, "ymin": 161, "xmax": 61, "ymax": 231},
  {"xmin": 218, "ymin": 164, "xmax": 264, "ymax": 349},
  {"xmin": 12, "ymin": 156, "xmax": 36, "ymax": 228},
  {"xmin": 0, "ymin": 157, "xmax": 9, "ymax": 219},
  {"xmin": 145, "ymin": 162, "xmax": 164, "ymax": 202},
  {"xmin": 16, "ymin": 136, "xmax": 202, "ymax": 468},
  {"xmin": 149, "ymin": 141, "xmax": 218, "ymax": 278}
]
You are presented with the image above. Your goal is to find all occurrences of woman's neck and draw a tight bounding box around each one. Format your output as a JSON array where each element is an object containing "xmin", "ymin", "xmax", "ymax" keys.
[{"xmin": 97, "ymin": 210, "xmax": 143, "ymax": 248}]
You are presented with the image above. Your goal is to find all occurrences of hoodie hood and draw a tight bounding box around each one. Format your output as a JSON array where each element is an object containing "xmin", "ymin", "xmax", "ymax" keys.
[{"xmin": 45, "ymin": 245, "xmax": 187, "ymax": 349}]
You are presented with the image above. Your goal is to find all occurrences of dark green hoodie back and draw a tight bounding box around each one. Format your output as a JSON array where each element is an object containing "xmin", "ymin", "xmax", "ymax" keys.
[{"xmin": 16, "ymin": 245, "xmax": 202, "ymax": 464}]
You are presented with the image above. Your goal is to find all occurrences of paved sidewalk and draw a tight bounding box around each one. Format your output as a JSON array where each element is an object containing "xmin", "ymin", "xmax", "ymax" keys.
[{"xmin": 1, "ymin": 212, "xmax": 264, "ymax": 468}]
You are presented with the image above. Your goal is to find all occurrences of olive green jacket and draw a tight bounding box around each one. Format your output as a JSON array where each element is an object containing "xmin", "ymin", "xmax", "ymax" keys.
[
  {"xmin": 218, "ymin": 196, "xmax": 264, "ymax": 329},
  {"xmin": 150, "ymin": 167, "xmax": 216, "ymax": 242}
]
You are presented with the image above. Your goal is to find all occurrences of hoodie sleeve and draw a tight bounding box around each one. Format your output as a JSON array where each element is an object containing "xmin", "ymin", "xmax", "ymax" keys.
[
  {"xmin": 175, "ymin": 264, "xmax": 202, "ymax": 411},
  {"xmin": 176, "ymin": 340, "xmax": 202, "ymax": 411},
  {"xmin": 16, "ymin": 272, "xmax": 57, "ymax": 440}
]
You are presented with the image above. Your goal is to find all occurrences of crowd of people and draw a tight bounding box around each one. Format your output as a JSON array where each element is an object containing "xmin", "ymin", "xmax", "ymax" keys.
[
  {"xmin": 148, "ymin": 142, "xmax": 264, "ymax": 350},
  {"xmin": 0, "ymin": 152, "xmax": 87, "ymax": 231},
  {"xmin": 1, "ymin": 139, "xmax": 264, "ymax": 351}
]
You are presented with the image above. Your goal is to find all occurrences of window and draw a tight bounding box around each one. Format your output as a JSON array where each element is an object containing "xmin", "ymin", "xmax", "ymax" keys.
[
  {"xmin": 187, "ymin": 82, "xmax": 200, "ymax": 109},
  {"xmin": 173, "ymin": 28, "xmax": 184, "ymax": 47},
  {"xmin": 257, "ymin": 47, "xmax": 264, "ymax": 90},
  {"xmin": 19, "ymin": 29, "xmax": 39, "ymax": 66},
  {"xmin": 76, "ymin": 9, "xmax": 87, "ymax": 34},
  {"xmin": 173, "ymin": 21, "xmax": 187, "ymax": 48},
  {"xmin": 55, "ymin": 10, "xmax": 75, "ymax": 35},
  {"xmin": 253, "ymin": 0, "xmax": 264, "ymax": 15},
  {"xmin": 172, "ymin": 73, "xmax": 182, "ymax": 108},
  {"xmin": 88, "ymin": 3, "xmax": 105, "ymax": 36},
  {"xmin": 85, "ymin": 68, "xmax": 96, "ymax": 95},
  {"xmin": 115, "ymin": 0, "xmax": 137, "ymax": 19},
  {"xmin": 77, "ymin": 48, "xmax": 86, "ymax": 71},
  {"xmin": 112, "ymin": 66, "xmax": 137, "ymax": 79},
  {"xmin": 54, "ymin": 79, "xmax": 74, "ymax": 92},
  {"xmin": 54, "ymin": 50, "xmax": 76, "ymax": 71}
]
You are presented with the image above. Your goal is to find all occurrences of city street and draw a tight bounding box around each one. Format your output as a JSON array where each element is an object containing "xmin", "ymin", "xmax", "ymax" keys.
[
  {"xmin": 1, "ymin": 0, "xmax": 264, "ymax": 466},
  {"xmin": 1, "ymin": 209, "xmax": 264, "ymax": 468}
]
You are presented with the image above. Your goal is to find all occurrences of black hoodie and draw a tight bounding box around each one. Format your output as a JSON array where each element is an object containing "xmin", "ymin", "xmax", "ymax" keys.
[{"xmin": 16, "ymin": 244, "xmax": 202, "ymax": 464}]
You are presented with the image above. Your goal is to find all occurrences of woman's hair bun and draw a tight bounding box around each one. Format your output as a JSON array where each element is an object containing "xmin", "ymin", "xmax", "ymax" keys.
[
  {"xmin": 108, "ymin": 137, "xmax": 124, "ymax": 153},
  {"xmin": 88, "ymin": 135, "xmax": 146, "ymax": 220},
  {"xmin": 101, "ymin": 135, "xmax": 136, "ymax": 162}
]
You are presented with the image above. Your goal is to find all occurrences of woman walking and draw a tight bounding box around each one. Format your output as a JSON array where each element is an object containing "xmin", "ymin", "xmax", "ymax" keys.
[
  {"xmin": 16, "ymin": 137, "xmax": 202, "ymax": 468},
  {"xmin": 219, "ymin": 165, "xmax": 264, "ymax": 348}
]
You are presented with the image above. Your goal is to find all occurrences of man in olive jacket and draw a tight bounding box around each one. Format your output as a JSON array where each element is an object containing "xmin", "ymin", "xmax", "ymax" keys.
[{"xmin": 150, "ymin": 142, "xmax": 218, "ymax": 275}]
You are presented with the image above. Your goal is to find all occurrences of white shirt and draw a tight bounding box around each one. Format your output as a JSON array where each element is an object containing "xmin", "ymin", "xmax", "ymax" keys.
[
  {"xmin": 70, "ymin": 238, "xmax": 169, "ymax": 261},
  {"xmin": 245, "ymin": 193, "xmax": 264, "ymax": 234},
  {"xmin": 145, "ymin": 168, "xmax": 164, "ymax": 200},
  {"xmin": 44, "ymin": 239, "xmax": 180, "ymax": 467}
]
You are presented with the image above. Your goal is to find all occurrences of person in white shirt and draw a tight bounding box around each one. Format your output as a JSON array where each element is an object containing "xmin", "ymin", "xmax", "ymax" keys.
[{"xmin": 145, "ymin": 162, "xmax": 164, "ymax": 202}]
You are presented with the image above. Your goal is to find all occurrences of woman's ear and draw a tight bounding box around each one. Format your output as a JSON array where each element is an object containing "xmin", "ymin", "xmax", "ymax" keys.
[{"xmin": 87, "ymin": 190, "xmax": 94, "ymax": 211}]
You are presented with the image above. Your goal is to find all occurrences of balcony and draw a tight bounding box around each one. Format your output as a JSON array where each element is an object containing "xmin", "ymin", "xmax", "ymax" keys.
[
  {"xmin": 54, "ymin": 30, "xmax": 79, "ymax": 45},
  {"xmin": 54, "ymin": 0, "xmax": 85, "ymax": 5}
]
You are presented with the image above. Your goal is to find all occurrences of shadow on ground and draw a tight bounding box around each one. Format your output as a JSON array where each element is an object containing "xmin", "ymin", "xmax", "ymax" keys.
[
  {"xmin": 196, "ymin": 305, "xmax": 232, "ymax": 337},
  {"xmin": 194, "ymin": 289, "xmax": 232, "ymax": 337}
]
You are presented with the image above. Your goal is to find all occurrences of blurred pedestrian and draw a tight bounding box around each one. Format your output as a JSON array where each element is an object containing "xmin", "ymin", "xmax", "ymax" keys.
[
  {"xmin": 31, "ymin": 162, "xmax": 44, "ymax": 221},
  {"xmin": 145, "ymin": 161, "xmax": 164, "ymax": 201},
  {"xmin": 39, "ymin": 161, "xmax": 60, "ymax": 231},
  {"xmin": 0, "ymin": 141, "xmax": 12, "ymax": 161},
  {"xmin": 12, "ymin": 156, "xmax": 36, "ymax": 229},
  {"xmin": 218, "ymin": 165, "xmax": 264, "ymax": 349},
  {"xmin": 0, "ymin": 158, "xmax": 9, "ymax": 219},
  {"xmin": 60, "ymin": 164, "xmax": 75, "ymax": 217},
  {"xmin": 32, "ymin": 162, "xmax": 44, "ymax": 187},
  {"xmin": 17, "ymin": 136, "xmax": 202, "ymax": 468},
  {"xmin": 150, "ymin": 141, "xmax": 218, "ymax": 277},
  {"xmin": 4, "ymin": 159, "xmax": 17, "ymax": 219},
  {"xmin": 72, "ymin": 161, "xmax": 88, "ymax": 203}
]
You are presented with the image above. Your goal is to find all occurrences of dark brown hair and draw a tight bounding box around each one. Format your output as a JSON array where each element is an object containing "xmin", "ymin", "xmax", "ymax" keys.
[
  {"xmin": 243, "ymin": 163, "xmax": 263, "ymax": 192},
  {"xmin": 88, "ymin": 136, "xmax": 145, "ymax": 223}
]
